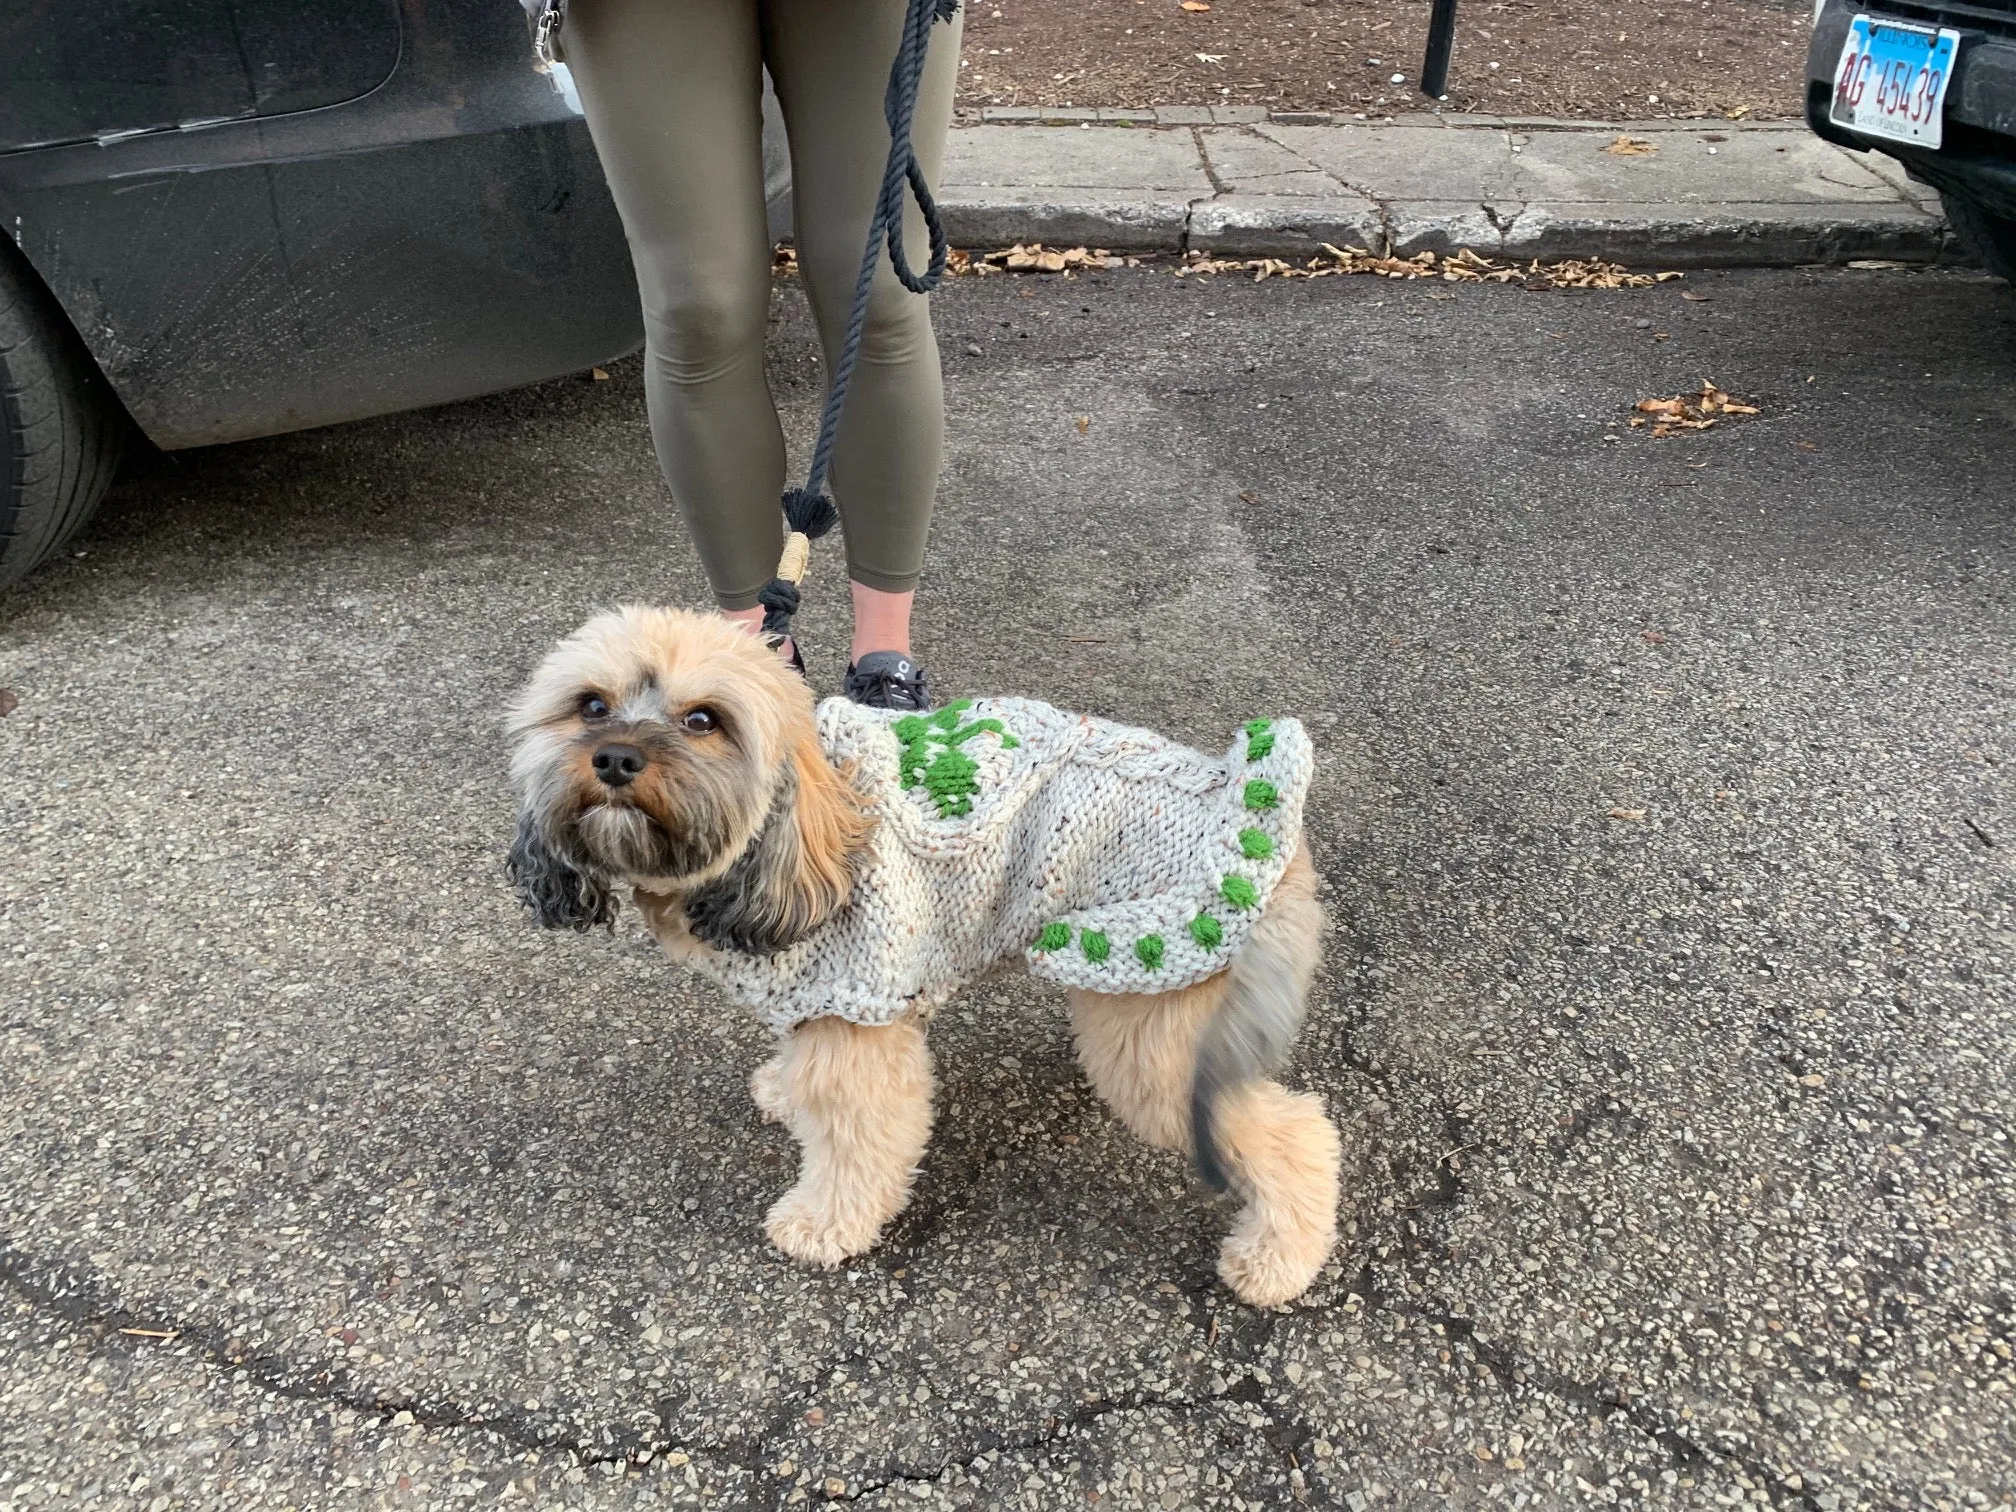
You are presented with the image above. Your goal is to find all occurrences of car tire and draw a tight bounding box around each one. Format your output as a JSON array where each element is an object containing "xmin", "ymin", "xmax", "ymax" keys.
[
  {"xmin": 1, "ymin": 239, "xmax": 127, "ymax": 592},
  {"xmin": 1942, "ymin": 191, "xmax": 2016, "ymax": 286}
]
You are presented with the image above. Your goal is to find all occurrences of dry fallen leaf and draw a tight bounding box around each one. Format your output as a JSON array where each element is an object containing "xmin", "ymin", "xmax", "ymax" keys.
[
  {"xmin": 1181, "ymin": 1, "xmax": 1212, "ymax": 9},
  {"xmin": 1173, "ymin": 243, "xmax": 1682, "ymax": 291},
  {"xmin": 1630, "ymin": 379, "xmax": 1760, "ymax": 437},
  {"xmin": 0, "ymin": 688, "xmax": 15, "ymax": 718},
  {"xmin": 1794, "ymin": 439, "xmax": 1818, "ymax": 452},
  {"xmin": 1607, "ymin": 807, "xmax": 1647, "ymax": 821},
  {"xmin": 983, "ymin": 243, "xmax": 1132, "ymax": 275},
  {"xmin": 1725, "ymin": 104, "xmax": 1753, "ymax": 120},
  {"xmin": 1238, "ymin": 489, "xmax": 1263, "ymax": 504},
  {"xmin": 1642, "ymin": 629, "xmax": 1667, "ymax": 644},
  {"xmin": 1605, "ymin": 134, "xmax": 1658, "ymax": 156},
  {"xmin": 1074, "ymin": 415, "xmax": 1091, "ymax": 434},
  {"xmin": 590, "ymin": 367, "xmax": 610, "ymax": 381},
  {"xmin": 1680, "ymin": 291, "xmax": 1712, "ymax": 302}
]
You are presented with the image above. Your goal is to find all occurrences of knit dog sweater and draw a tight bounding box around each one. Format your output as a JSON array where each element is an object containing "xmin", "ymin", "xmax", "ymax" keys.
[{"xmin": 687, "ymin": 697, "xmax": 1314, "ymax": 1035}]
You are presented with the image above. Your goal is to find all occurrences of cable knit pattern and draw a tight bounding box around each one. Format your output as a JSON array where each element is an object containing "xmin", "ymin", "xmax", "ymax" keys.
[{"xmin": 686, "ymin": 697, "xmax": 1314, "ymax": 1035}]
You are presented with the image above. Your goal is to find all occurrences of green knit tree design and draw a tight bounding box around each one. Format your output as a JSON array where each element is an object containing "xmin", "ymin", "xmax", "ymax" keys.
[{"xmin": 895, "ymin": 699, "xmax": 1021, "ymax": 819}]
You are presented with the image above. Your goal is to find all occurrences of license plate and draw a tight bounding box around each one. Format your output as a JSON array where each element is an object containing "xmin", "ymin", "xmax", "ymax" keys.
[{"xmin": 1829, "ymin": 14, "xmax": 1961, "ymax": 149}]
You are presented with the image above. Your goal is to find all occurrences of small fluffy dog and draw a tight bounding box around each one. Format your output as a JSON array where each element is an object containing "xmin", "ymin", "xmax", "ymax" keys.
[{"xmin": 507, "ymin": 607, "xmax": 1341, "ymax": 1305}]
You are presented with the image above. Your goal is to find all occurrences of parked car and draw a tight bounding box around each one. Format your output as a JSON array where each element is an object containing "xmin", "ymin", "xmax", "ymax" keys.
[
  {"xmin": 1806, "ymin": 0, "xmax": 2016, "ymax": 282},
  {"xmin": 0, "ymin": 0, "xmax": 790, "ymax": 591}
]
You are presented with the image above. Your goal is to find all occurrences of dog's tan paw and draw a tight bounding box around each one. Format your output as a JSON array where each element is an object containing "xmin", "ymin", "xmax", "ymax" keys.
[
  {"xmin": 1218, "ymin": 1231, "xmax": 1329, "ymax": 1308},
  {"xmin": 764, "ymin": 1193, "xmax": 883, "ymax": 1268},
  {"xmin": 750, "ymin": 1057, "xmax": 791, "ymax": 1124}
]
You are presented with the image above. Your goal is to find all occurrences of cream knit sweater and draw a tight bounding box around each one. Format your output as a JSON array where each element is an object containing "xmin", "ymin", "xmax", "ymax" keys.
[{"xmin": 688, "ymin": 697, "xmax": 1314, "ymax": 1035}]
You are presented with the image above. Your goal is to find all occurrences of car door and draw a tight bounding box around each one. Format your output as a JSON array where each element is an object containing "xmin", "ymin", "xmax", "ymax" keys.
[{"xmin": 0, "ymin": 0, "xmax": 402, "ymax": 152}]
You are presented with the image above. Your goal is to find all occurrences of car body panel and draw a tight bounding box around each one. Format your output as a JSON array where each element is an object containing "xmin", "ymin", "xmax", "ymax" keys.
[
  {"xmin": 0, "ymin": 3, "xmax": 792, "ymax": 451},
  {"xmin": 0, "ymin": 0, "xmax": 404, "ymax": 153}
]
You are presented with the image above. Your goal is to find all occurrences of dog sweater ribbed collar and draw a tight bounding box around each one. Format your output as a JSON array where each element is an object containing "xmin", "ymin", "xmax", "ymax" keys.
[{"xmin": 687, "ymin": 697, "xmax": 1314, "ymax": 1035}]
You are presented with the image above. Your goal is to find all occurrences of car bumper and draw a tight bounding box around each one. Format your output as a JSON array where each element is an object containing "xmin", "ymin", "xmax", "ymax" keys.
[{"xmin": 1806, "ymin": 0, "xmax": 2016, "ymax": 217}]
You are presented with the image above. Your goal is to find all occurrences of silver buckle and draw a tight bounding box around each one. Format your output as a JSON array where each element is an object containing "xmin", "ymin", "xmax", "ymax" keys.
[{"xmin": 533, "ymin": 0, "xmax": 563, "ymax": 69}]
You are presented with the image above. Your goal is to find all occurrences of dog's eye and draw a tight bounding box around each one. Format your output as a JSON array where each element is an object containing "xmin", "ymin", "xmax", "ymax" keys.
[
  {"xmin": 580, "ymin": 694, "xmax": 610, "ymax": 721},
  {"xmin": 681, "ymin": 707, "xmax": 719, "ymax": 735}
]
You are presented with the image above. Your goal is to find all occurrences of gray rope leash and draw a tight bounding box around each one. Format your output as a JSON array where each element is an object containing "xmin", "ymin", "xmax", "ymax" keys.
[{"xmin": 761, "ymin": 0, "xmax": 961, "ymax": 645}]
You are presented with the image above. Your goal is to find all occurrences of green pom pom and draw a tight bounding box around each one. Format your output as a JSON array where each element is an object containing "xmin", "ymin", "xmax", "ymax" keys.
[
  {"xmin": 1244, "ymin": 719, "xmax": 1272, "ymax": 737},
  {"xmin": 1081, "ymin": 930, "xmax": 1111, "ymax": 963},
  {"xmin": 1189, "ymin": 914, "xmax": 1223, "ymax": 948},
  {"xmin": 1246, "ymin": 728, "xmax": 1275, "ymax": 762},
  {"xmin": 1243, "ymin": 779, "xmax": 1279, "ymax": 811},
  {"xmin": 1035, "ymin": 922, "xmax": 1071, "ymax": 952},
  {"xmin": 1221, "ymin": 875, "xmax": 1260, "ymax": 910},
  {"xmin": 1238, "ymin": 828, "xmax": 1275, "ymax": 860},
  {"xmin": 1134, "ymin": 934, "xmax": 1165, "ymax": 970}
]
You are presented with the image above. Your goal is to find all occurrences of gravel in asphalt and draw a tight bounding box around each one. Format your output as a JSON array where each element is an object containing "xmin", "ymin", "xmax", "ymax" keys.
[{"xmin": 2, "ymin": 264, "xmax": 2012, "ymax": 1511}]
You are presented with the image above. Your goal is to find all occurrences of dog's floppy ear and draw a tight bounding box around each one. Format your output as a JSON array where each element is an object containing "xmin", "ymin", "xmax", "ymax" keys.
[
  {"xmin": 684, "ymin": 731, "xmax": 874, "ymax": 956},
  {"xmin": 508, "ymin": 809, "xmax": 617, "ymax": 931}
]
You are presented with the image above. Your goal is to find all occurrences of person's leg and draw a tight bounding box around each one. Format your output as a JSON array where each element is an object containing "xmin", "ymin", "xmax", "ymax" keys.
[
  {"xmin": 761, "ymin": 0, "xmax": 962, "ymax": 666},
  {"xmin": 564, "ymin": 0, "xmax": 787, "ymax": 620}
]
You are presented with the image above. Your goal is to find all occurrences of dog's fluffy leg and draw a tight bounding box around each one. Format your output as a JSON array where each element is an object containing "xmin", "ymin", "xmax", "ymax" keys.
[
  {"xmin": 750, "ymin": 1052, "xmax": 792, "ymax": 1125},
  {"xmin": 1069, "ymin": 848, "xmax": 1341, "ymax": 1307},
  {"xmin": 1068, "ymin": 978, "xmax": 1220, "ymax": 1154},
  {"xmin": 1208, "ymin": 1080, "xmax": 1342, "ymax": 1307},
  {"xmin": 762, "ymin": 1014, "xmax": 934, "ymax": 1267},
  {"xmin": 1191, "ymin": 846, "xmax": 1324, "ymax": 1192}
]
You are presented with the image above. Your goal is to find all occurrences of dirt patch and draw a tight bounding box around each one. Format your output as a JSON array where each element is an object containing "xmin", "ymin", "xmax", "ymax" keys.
[{"xmin": 959, "ymin": 0, "xmax": 1816, "ymax": 120}]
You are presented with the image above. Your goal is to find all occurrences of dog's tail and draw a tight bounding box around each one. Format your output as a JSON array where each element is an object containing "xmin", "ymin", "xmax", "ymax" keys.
[{"xmin": 1190, "ymin": 852, "xmax": 1321, "ymax": 1192}]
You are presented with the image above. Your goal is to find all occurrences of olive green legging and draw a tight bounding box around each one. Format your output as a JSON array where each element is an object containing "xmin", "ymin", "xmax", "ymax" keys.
[{"xmin": 564, "ymin": 0, "xmax": 961, "ymax": 609}]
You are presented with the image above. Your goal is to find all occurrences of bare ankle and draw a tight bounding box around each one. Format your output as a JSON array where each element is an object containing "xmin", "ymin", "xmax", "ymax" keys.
[{"xmin": 849, "ymin": 583, "xmax": 915, "ymax": 666}]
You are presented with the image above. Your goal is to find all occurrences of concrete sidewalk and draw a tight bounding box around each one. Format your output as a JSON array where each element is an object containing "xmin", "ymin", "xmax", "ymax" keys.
[{"xmin": 941, "ymin": 112, "xmax": 1950, "ymax": 266}]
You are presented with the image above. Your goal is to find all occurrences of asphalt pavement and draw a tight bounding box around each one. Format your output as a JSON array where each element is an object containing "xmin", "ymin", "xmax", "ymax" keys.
[{"xmin": 2, "ymin": 263, "xmax": 2013, "ymax": 1512}]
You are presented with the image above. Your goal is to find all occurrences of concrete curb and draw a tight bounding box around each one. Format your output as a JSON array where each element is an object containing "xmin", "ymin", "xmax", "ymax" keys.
[{"xmin": 938, "ymin": 114, "xmax": 1952, "ymax": 266}]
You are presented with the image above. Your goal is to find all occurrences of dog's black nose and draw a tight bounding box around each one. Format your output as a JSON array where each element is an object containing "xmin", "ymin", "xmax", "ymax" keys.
[{"xmin": 592, "ymin": 743, "xmax": 646, "ymax": 788}]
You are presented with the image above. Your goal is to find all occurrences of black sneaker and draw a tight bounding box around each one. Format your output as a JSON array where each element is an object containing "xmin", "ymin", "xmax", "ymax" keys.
[{"xmin": 845, "ymin": 651, "xmax": 932, "ymax": 711}]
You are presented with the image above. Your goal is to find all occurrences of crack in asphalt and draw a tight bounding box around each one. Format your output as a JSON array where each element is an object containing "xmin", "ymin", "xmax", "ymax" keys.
[
  {"xmin": 0, "ymin": 1059, "xmax": 1827, "ymax": 1511},
  {"xmin": 0, "ymin": 1236, "xmax": 740, "ymax": 1471},
  {"xmin": 1343, "ymin": 1139, "xmax": 1829, "ymax": 1512},
  {"xmin": 817, "ymin": 1390, "xmax": 1190, "ymax": 1505}
]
